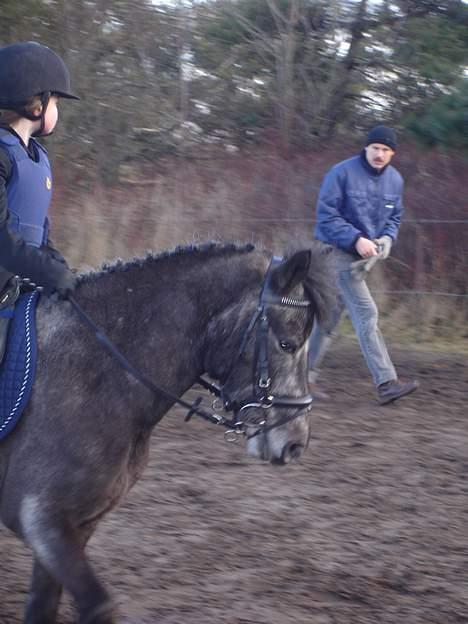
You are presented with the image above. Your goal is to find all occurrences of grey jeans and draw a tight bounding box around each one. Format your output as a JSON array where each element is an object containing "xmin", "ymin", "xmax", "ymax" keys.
[{"xmin": 308, "ymin": 248, "xmax": 397, "ymax": 387}]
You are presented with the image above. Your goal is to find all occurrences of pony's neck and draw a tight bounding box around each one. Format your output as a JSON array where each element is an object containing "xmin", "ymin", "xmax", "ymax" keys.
[{"xmin": 75, "ymin": 245, "xmax": 266, "ymax": 399}]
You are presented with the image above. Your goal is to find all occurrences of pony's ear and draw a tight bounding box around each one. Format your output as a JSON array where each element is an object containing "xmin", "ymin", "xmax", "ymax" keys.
[{"xmin": 271, "ymin": 250, "xmax": 311, "ymax": 294}]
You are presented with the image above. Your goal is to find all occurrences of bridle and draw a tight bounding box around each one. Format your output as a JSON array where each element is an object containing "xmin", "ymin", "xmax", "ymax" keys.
[
  {"xmin": 198, "ymin": 256, "xmax": 314, "ymax": 440},
  {"xmin": 68, "ymin": 256, "xmax": 313, "ymax": 442}
]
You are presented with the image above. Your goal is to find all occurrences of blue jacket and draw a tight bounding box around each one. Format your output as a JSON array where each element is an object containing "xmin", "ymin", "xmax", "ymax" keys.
[
  {"xmin": 0, "ymin": 127, "xmax": 70, "ymax": 294},
  {"xmin": 314, "ymin": 152, "xmax": 404, "ymax": 253},
  {"xmin": 0, "ymin": 129, "xmax": 51, "ymax": 247}
]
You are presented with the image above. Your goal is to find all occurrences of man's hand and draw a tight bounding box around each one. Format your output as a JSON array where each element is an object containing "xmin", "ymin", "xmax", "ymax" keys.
[
  {"xmin": 355, "ymin": 237, "xmax": 379, "ymax": 258},
  {"xmin": 374, "ymin": 235, "xmax": 392, "ymax": 259}
]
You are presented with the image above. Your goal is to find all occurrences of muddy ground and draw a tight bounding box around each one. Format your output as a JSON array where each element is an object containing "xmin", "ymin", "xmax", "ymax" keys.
[{"xmin": 1, "ymin": 339, "xmax": 467, "ymax": 624}]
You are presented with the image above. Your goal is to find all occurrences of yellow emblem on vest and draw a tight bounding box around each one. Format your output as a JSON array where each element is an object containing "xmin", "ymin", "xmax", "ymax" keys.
[{"xmin": 45, "ymin": 176, "xmax": 52, "ymax": 190}]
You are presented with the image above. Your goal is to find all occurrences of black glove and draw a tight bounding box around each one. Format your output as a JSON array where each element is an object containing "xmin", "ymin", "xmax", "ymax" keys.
[
  {"xmin": 38, "ymin": 268, "xmax": 77, "ymax": 299},
  {"xmin": 45, "ymin": 241, "xmax": 68, "ymax": 265},
  {"xmin": 55, "ymin": 269, "xmax": 78, "ymax": 299}
]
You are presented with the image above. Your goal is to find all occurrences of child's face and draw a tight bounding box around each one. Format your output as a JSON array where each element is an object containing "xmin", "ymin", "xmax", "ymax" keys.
[{"xmin": 42, "ymin": 95, "xmax": 59, "ymax": 135}]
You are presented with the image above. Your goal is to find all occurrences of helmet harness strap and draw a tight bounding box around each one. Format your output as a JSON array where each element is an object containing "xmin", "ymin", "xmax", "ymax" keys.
[{"xmin": 14, "ymin": 91, "xmax": 52, "ymax": 137}]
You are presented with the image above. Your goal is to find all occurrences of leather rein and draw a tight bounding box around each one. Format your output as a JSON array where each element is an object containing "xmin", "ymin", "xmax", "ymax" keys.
[{"xmin": 68, "ymin": 256, "xmax": 313, "ymax": 442}]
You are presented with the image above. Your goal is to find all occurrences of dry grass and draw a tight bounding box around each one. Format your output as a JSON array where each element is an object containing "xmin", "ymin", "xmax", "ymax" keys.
[{"xmin": 48, "ymin": 144, "xmax": 467, "ymax": 348}]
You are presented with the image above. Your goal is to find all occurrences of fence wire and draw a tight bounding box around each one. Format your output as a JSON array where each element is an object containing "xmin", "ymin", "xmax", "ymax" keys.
[
  {"xmin": 374, "ymin": 290, "xmax": 468, "ymax": 299},
  {"xmin": 153, "ymin": 215, "xmax": 468, "ymax": 300}
]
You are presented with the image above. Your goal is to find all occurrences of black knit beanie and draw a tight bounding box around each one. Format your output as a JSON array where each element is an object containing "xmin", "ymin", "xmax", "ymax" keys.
[{"xmin": 366, "ymin": 125, "xmax": 397, "ymax": 150}]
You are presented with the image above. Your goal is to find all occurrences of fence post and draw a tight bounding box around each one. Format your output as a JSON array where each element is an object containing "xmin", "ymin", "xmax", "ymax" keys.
[{"xmin": 414, "ymin": 227, "xmax": 424, "ymax": 343}]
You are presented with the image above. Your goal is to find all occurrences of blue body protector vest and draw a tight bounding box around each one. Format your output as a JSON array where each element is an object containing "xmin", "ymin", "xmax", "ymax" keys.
[{"xmin": 0, "ymin": 130, "xmax": 52, "ymax": 247}]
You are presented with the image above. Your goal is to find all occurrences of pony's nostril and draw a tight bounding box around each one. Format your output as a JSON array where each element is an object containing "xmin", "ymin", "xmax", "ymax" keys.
[{"xmin": 281, "ymin": 442, "xmax": 304, "ymax": 464}]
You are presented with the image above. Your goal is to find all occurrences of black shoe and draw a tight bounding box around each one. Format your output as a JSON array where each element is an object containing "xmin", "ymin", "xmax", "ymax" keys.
[{"xmin": 378, "ymin": 379, "xmax": 419, "ymax": 405}]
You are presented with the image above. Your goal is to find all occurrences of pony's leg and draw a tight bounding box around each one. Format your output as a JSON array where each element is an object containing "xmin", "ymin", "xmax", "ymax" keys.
[
  {"xmin": 21, "ymin": 505, "xmax": 115, "ymax": 624},
  {"xmin": 23, "ymin": 522, "xmax": 103, "ymax": 624},
  {"xmin": 24, "ymin": 558, "xmax": 62, "ymax": 624},
  {"xmin": 31, "ymin": 534, "xmax": 114, "ymax": 624}
]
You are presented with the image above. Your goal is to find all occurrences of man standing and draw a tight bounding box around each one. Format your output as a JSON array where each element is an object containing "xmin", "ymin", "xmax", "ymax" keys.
[{"xmin": 309, "ymin": 125, "xmax": 418, "ymax": 405}]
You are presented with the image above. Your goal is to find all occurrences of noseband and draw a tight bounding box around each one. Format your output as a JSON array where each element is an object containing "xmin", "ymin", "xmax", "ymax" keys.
[
  {"xmin": 198, "ymin": 256, "xmax": 313, "ymax": 440},
  {"xmin": 68, "ymin": 256, "xmax": 313, "ymax": 442}
]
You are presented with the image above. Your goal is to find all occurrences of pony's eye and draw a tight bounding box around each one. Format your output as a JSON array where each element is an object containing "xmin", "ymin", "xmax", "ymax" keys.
[{"xmin": 280, "ymin": 340, "xmax": 295, "ymax": 353}]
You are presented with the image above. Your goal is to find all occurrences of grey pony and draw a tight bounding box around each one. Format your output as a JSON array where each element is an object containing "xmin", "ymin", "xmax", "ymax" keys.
[{"xmin": 0, "ymin": 241, "xmax": 334, "ymax": 624}]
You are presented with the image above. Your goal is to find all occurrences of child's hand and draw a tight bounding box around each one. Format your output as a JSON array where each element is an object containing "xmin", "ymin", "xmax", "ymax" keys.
[{"xmin": 54, "ymin": 269, "xmax": 77, "ymax": 299}]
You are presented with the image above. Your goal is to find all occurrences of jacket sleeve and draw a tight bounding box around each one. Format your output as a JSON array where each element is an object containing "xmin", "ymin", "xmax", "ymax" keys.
[
  {"xmin": 0, "ymin": 148, "xmax": 72, "ymax": 294},
  {"xmin": 381, "ymin": 177, "xmax": 403, "ymax": 241},
  {"xmin": 315, "ymin": 167, "xmax": 362, "ymax": 252}
]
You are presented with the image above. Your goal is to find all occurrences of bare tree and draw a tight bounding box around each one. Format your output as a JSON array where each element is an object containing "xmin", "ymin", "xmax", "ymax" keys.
[{"xmin": 321, "ymin": 0, "xmax": 368, "ymax": 136}]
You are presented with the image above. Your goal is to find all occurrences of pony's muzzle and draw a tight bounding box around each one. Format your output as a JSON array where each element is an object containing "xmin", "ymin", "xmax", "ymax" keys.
[{"xmin": 274, "ymin": 441, "xmax": 305, "ymax": 465}]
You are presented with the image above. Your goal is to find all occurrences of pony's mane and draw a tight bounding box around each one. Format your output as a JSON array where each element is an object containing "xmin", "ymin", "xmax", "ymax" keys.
[
  {"xmin": 77, "ymin": 241, "xmax": 257, "ymax": 285},
  {"xmin": 76, "ymin": 240, "xmax": 335, "ymax": 326}
]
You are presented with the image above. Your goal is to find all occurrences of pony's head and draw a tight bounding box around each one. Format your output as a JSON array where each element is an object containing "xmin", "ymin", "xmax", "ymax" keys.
[{"xmin": 204, "ymin": 245, "xmax": 335, "ymax": 464}]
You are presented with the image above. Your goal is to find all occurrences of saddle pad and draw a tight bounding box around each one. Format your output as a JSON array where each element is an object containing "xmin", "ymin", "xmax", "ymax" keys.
[{"xmin": 0, "ymin": 291, "xmax": 40, "ymax": 440}]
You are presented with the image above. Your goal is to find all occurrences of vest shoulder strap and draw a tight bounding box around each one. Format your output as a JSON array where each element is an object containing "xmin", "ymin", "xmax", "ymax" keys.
[
  {"xmin": 30, "ymin": 137, "xmax": 49, "ymax": 157},
  {"xmin": 0, "ymin": 129, "xmax": 19, "ymax": 147},
  {"xmin": 0, "ymin": 131, "xmax": 48, "ymax": 159}
]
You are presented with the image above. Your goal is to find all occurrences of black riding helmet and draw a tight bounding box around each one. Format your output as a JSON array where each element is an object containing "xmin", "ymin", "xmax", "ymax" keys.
[{"xmin": 0, "ymin": 41, "xmax": 79, "ymax": 136}]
